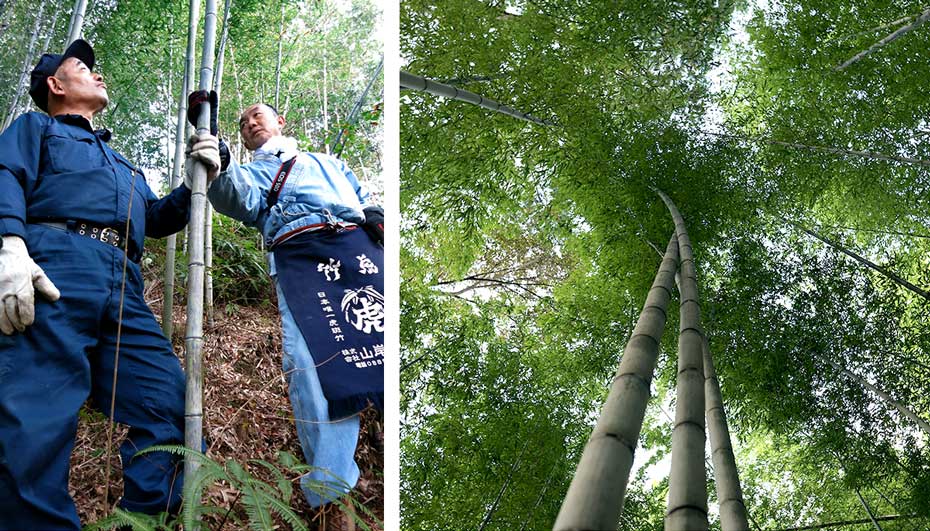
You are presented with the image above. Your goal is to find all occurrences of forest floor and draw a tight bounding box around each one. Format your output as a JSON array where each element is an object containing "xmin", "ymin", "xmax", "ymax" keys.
[{"xmin": 69, "ymin": 277, "xmax": 384, "ymax": 530}]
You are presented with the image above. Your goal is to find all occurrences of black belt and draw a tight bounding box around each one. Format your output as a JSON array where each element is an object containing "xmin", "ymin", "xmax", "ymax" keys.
[{"xmin": 37, "ymin": 221, "xmax": 126, "ymax": 250}]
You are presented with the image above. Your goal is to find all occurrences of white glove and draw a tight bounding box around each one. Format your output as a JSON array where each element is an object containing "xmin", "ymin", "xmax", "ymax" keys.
[
  {"xmin": 185, "ymin": 133, "xmax": 220, "ymax": 188},
  {"xmin": 0, "ymin": 236, "xmax": 60, "ymax": 335}
]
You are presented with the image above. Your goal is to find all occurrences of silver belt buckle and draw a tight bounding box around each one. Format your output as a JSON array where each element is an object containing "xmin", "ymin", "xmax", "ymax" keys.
[{"xmin": 99, "ymin": 227, "xmax": 119, "ymax": 246}]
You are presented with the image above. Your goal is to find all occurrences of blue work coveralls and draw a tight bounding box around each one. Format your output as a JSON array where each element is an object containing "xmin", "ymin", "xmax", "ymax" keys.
[
  {"xmin": 207, "ymin": 137, "xmax": 370, "ymax": 506},
  {"xmin": 0, "ymin": 112, "xmax": 191, "ymax": 529}
]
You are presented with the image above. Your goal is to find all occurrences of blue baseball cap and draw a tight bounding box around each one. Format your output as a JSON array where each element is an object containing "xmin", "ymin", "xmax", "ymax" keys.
[{"xmin": 29, "ymin": 39, "xmax": 96, "ymax": 112}]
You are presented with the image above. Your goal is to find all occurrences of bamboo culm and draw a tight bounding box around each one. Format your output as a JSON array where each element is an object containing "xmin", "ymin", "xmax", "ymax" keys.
[
  {"xmin": 786, "ymin": 219, "xmax": 930, "ymax": 303},
  {"xmin": 554, "ymin": 234, "xmax": 679, "ymax": 531},
  {"xmin": 400, "ymin": 71, "xmax": 555, "ymax": 126},
  {"xmin": 64, "ymin": 0, "xmax": 87, "ymax": 48},
  {"xmin": 657, "ymin": 189, "xmax": 709, "ymax": 531},
  {"xmin": 702, "ymin": 336, "xmax": 750, "ymax": 530},
  {"xmin": 163, "ymin": 0, "xmax": 200, "ymax": 339},
  {"xmin": 183, "ymin": 0, "xmax": 219, "ymax": 520},
  {"xmin": 2, "ymin": 2, "xmax": 46, "ymax": 130}
]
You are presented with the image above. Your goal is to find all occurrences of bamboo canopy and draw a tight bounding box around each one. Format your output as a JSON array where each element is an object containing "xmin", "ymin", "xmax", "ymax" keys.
[
  {"xmin": 183, "ymin": 0, "xmax": 218, "ymax": 508},
  {"xmin": 554, "ymin": 234, "xmax": 679, "ymax": 530},
  {"xmin": 400, "ymin": 70, "xmax": 555, "ymax": 126}
]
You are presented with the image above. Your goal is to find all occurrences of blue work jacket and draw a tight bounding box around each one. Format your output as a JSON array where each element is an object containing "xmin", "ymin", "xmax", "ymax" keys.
[
  {"xmin": 207, "ymin": 137, "xmax": 369, "ymax": 246},
  {"xmin": 0, "ymin": 112, "xmax": 191, "ymax": 260}
]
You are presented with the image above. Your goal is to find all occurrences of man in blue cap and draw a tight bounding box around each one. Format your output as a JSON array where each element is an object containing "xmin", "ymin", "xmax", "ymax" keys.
[{"xmin": 0, "ymin": 40, "xmax": 220, "ymax": 529}]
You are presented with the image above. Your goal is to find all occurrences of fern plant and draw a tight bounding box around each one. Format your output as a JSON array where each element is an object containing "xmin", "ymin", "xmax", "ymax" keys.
[{"xmin": 85, "ymin": 446, "xmax": 380, "ymax": 531}]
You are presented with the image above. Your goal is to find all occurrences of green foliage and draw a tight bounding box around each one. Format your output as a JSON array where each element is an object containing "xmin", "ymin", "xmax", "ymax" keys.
[
  {"xmin": 86, "ymin": 446, "xmax": 379, "ymax": 531},
  {"xmin": 402, "ymin": 0, "xmax": 930, "ymax": 528}
]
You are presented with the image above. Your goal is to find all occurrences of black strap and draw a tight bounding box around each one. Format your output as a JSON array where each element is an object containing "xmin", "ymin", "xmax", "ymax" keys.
[{"xmin": 266, "ymin": 156, "xmax": 298, "ymax": 208}]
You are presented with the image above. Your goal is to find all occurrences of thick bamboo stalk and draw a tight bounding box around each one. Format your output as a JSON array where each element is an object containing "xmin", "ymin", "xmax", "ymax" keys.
[
  {"xmin": 64, "ymin": 0, "xmax": 87, "ymax": 47},
  {"xmin": 184, "ymin": 0, "xmax": 218, "ymax": 510},
  {"xmin": 554, "ymin": 234, "xmax": 679, "ymax": 531},
  {"xmin": 702, "ymin": 337, "xmax": 749, "ymax": 530},
  {"xmin": 657, "ymin": 190, "xmax": 709, "ymax": 531},
  {"xmin": 400, "ymin": 71, "xmax": 554, "ymax": 126},
  {"xmin": 2, "ymin": 2, "xmax": 45, "ymax": 130},
  {"xmin": 163, "ymin": 0, "xmax": 200, "ymax": 339},
  {"xmin": 786, "ymin": 219, "xmax": 930, "ymax": 303}
]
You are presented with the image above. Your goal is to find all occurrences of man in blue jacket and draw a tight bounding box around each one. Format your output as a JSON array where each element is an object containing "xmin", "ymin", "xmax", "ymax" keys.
[
  {"xmin": 0, "ymin": 40, "xmax": 219, "ymax": 529},
  {"xmin": 188, "ymin": 97, "xmax": 383, "ymax": 526}
]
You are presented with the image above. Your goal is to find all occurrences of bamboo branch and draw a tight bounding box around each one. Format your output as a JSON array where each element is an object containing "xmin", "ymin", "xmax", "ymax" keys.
[{"xmin": 836, "ymin": 7, "xmax": 930, "ymax": 70}]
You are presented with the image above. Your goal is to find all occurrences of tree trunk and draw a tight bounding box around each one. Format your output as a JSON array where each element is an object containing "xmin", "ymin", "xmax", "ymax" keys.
[
  {"xmin": 163, "ymin": 0, "xmax": 200, "ymax": 339},
  {"xmin": 837, "ymin": 7, "xmax": 930, "ymax": 70},
  {"xmin": 657, "ymin": 189, "xmax": 709, "ymax": 531},
  {"xmin": 400, "ymin": 71, "xmax": 554, "ymax": 126},
  {"xmin": 477, "ymin": 440, "xmax": 529, "ymax": 531},
  {"xmin": 786, "ymin": 219, "xmax": 930, "ymax": 303},
  {"xmin": 554, "ymin": 234, "xmax": 679, "ymax": 531},
  {"xmin": 184, "ymin": 0, "xmax": 219, "ymax": 518},
  {"xmin": 702, "ymin": 336, "xmax": 749, "ymax": 530},
  {"xmin": 64, "ymin": 0, "xmax": 87, "ymax": 48},
  {"xmin": 2, "ymin": 1, "xmax": 45, "ymax": 130}
]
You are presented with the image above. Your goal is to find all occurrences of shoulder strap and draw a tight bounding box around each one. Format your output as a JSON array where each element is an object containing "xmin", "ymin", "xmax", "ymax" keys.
[{"xmin": 266, "ymin": 156, "xmax": 298, "ymax": 209}]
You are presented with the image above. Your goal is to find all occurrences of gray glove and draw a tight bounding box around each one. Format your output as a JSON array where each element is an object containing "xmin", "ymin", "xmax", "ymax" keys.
[
  {"xmin": 0, "ymin": 236, "xmax": 60, "ymax": 335},
  {"xmin": 185, "ymin": 133, "xmax": 221, "ymax": 188}
]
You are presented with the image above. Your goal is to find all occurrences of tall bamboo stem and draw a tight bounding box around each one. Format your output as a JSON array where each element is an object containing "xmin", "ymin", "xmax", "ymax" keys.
[
  {"xmin": 554, "ymin": 234, "xmax": 679, "ymax": 531},
  {"xmin": 184, "ymin": 0, "xmax": 218, "ymax": 516},
  {"xmin": 702, "ymin": 336, "xmax": 749, "ymax": 530},
  {"xmin": 163, "ymin": 0, "xmax": 200, "ymax": 339},
  {"xmin": 400, "ymin": 71, "xmax": 554, "ymax": 126},
  {"xmin": 64, "ymin": 0, "xmax": 87, "ymax": 47},
  {"xmin": 2, "ymin": 2, "xmax": 45, "ymax": 130},
  {"xmin": 657, "ymin": 190, "xmax": 708, "ymax": 531}
]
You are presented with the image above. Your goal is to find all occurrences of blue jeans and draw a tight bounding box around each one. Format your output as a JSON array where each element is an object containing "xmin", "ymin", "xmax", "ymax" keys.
[{"xmin": 274, "ymin": 280, "xmax": 360, "ymax": 507}]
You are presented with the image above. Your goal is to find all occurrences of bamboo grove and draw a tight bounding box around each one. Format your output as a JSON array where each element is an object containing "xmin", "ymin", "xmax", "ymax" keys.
[{"xmin": 401, "ymin": 0, "xmax": 930, "ymax": 529}]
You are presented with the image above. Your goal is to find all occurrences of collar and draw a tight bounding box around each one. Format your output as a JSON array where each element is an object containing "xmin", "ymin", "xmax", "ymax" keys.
[
  {"xmin": 254, "ymin": 135, "xmax": 299, "ymax": 161},
  {"xmin": 53, "ymin": 114, "xmax": 111, "ymax": 142}
]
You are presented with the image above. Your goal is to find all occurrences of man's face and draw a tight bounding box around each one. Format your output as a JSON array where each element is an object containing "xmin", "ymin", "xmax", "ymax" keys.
[
  {"xmin": 239, "ymin": 104, "xmax": 285, "ymax": 150},
  {"xmin": 48, "ymin": 57, "xmax": 108, "ymax": 114}
]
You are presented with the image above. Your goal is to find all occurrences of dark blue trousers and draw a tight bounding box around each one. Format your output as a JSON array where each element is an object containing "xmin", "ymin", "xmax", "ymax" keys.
[{"xmin": 0, "ymin": 225, "xmax": 186, "ymax": 530}]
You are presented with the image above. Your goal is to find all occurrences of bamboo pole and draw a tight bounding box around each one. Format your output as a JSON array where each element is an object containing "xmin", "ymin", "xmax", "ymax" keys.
[
  {"xmin": 785, "ymin": 219, "xmax": 930, "ymax": 303},
  {"xmin": 478, "ymin": 440, "xmax": 529, "ymax": 531},
  {"xmin": 400, "ymin": 71, "xmax": 555, "ymax": 126},
  {"xmin": 2, "ymin": 2, "xmax": 45, "ymax": 130},
  {"xmin": 204, "ymin": 0, "xmax": 231, "ymax": 329},
  {"xmin": 656, "ymin": 190, "xmax": 709, "ymax": 531},
  {"xmin": 184, "ymin": 0, "xmax": 218, "ymax": 515},
  {"xmin": 164, "ymin": 0, "xmax": 200, "ymax": 339},
  {"xmin": 64, "ymin": 0, "xmax": 87, "ymax": 48},
  {"xmin": 702, "ymin": 336, "xmax": 749, "ymax": 530},
  {"xmin": 855, "ymin": 489, "xmax": 885, "ymax": 531},
  {"xmin": 554, "ymin": 234, "xmax": 679, "ymax": 531},
  {"xmin": 331, "ymin": 57, "xmax": 384, "ymax": 157},
  {"xmin": 836, "ymin": 7, "xmax": 930, "ymax": 70},
  {"xmin": 823, "ymin": 357, "xmax": 930, "ymax": 436}
]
